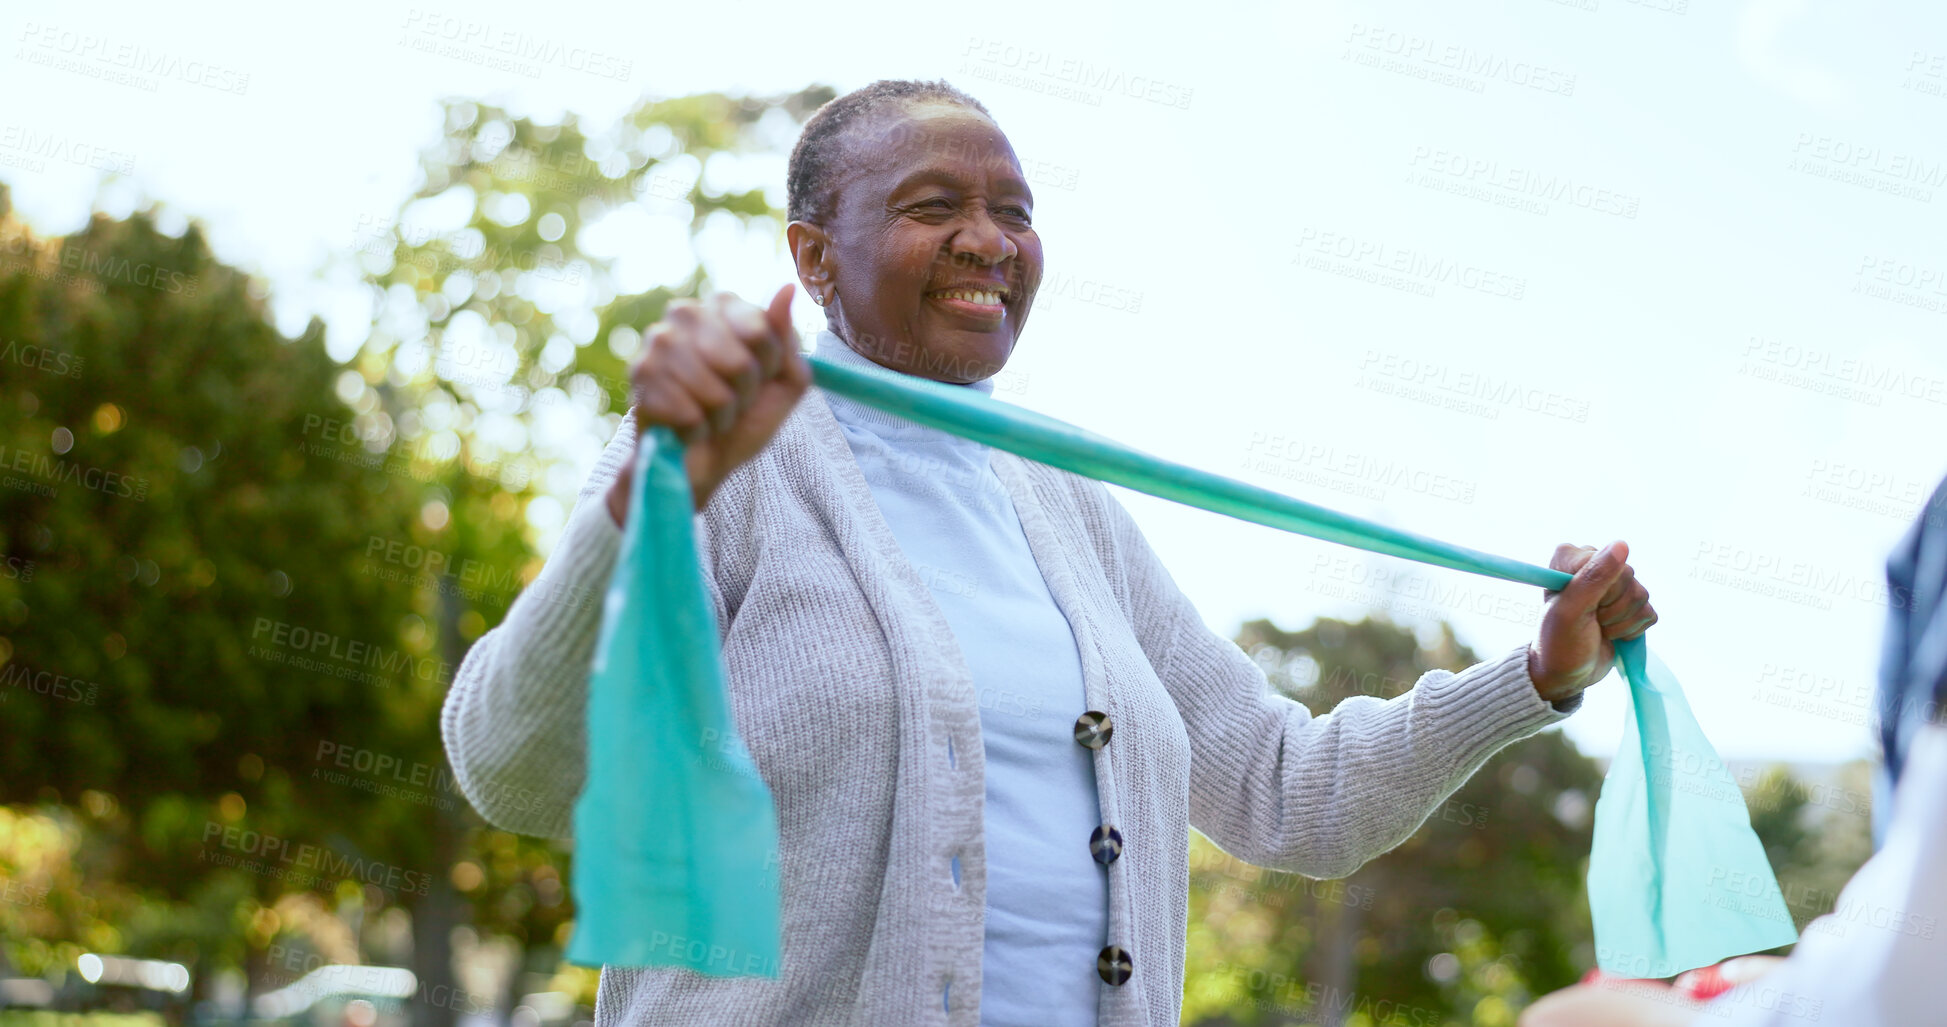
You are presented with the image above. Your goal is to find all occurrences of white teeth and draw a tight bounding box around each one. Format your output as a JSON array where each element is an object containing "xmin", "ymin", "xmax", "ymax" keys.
[{"xmin": 936, "ymin": 289, "xmax": 1002, "ymax": 306}]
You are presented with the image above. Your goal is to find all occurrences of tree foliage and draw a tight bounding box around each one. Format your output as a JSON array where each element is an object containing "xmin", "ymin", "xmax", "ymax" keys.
[
  {"xmin": 1182, "ymin": 617, "xmax": 1606, "ymax": 1026},
  {"xmin": 2, "ymin": 82, "xmax": 843, "ymax": 1017},
  {"xmin": 0, "ymin": 189, "xmax": 434, "ymax": 991},
  {"xmin": 341, "ymin": 85, "xmax": 833, "ymax": 1007}
]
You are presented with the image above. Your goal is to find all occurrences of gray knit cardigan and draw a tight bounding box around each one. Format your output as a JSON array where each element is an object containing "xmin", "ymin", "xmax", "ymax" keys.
[{"xmin": 440, "ymin": 386, "xmax": 1575, "ymax": 1026}]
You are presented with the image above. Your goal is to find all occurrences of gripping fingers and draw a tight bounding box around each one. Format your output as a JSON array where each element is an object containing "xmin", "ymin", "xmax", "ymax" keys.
[
  {"xmin": 718, "ymin": 292, "xmax": 782, "ymax": 379},
  {"xmin": 672, "ymin": 310, "xmax": 749, "ymax": 436},
  {"xmin": 1593, "ymin": 568, "xmax": 1640, "ymax": 621},
  {"xmin": 712, "ymin": 292, "xmax": 773, "ymax": 378},
  {"xmin": 690, "ymin": 354, "xmax": 744, "ymax": 438},
  {"xmin": 1597, "ymin": 568, "xmax": 1651, "ymax": 626},
  {"xmin": 644, "ymin": 317, "xmax": 740, "ymax": 439},
  {"xmin": 1610, "ymin": 602, "xmax": 1658, "ymax": 641},
  {"xmin": 695, "ymin": 296, "xmax": 767, "ymax": 429},
  {"xmin": 632, "ymin": 289, "xmax": 797, "ymax": 449},
  {"xmin": 1544, "ymin": 543, "xmax": 1595, "ymax": 597},
  {"xmin": 634, "ymin": 374, "xmax": 709, "ymax": 446},
  {"xmin": 1596, "ymin": 571, "xmax": 1657, "ymax": 639}
]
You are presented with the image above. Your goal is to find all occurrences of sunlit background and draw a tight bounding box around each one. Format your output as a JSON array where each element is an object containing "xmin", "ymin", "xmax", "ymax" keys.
[{"xmin": 2, "ymin": 0, "xmax": 1941, "ymax": 1024}]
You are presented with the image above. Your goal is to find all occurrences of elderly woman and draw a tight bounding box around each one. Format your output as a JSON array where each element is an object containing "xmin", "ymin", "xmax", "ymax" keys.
[{"xmin": 442, "ymin": 79, "xmax": 1658, "ymax": 1027}]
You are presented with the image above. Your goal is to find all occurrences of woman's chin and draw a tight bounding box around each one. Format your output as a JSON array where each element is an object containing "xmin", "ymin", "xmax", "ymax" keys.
[{"xmin": 912, "ymin": 330, "xmax": 1012, "ymax": 383}]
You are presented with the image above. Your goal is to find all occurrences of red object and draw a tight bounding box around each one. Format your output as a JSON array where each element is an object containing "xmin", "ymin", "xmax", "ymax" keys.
[
  {"xmin": 1581, "ymin": 964, "xmax": 1736, "ymax": 1001},
  {"xmin": 1672, "ymin": 963, "xmax": 1736, "ymax": 1000}
]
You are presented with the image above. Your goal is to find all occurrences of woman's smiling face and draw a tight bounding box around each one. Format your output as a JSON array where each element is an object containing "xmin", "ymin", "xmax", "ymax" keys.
[{"xmin": 794, "ymin": 101, "xmax": 1042, "ymax": 384}]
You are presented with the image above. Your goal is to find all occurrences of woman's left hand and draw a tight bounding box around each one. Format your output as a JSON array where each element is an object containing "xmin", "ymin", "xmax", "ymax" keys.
[{"xmin": 1527, "ymin": 541, "xmax": 1658, "ymax": 705}]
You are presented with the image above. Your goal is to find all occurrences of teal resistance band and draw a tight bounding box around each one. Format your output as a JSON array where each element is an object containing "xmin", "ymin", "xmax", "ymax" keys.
[{"xmin": 567, "ymin": 353, "xmax": 1800, "ymax": 980}]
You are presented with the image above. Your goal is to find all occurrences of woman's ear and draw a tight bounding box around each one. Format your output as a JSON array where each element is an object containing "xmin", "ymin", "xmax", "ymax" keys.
[{"xmin": 786, "ymin": 221, "xmax": 836, "ymax": 305}]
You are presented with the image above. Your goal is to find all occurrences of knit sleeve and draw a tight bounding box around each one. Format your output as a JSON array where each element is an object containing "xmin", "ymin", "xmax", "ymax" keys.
[
  {"xmin": 1098, "ymin": 485, "xmax": 1576, "ymax": 879},
  {"xmin": 439, "ymin": 413, "xmax": 637, "ymax": 840}
]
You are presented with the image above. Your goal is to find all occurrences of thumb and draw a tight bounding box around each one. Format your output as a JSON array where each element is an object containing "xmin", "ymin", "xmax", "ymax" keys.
[
  {"xmin": 765, "ymin": 284, "xmax": 799, "ymax": 347},
  {"xmin": 1555, "ymin": 540, "xmax": 1629, "ymax": 617},
  {"xmin": 766, "ymin": 284, "xmax": 811, "ymax": 390}
]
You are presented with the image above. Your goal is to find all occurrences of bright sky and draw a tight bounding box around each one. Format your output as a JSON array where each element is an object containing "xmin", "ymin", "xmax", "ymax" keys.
[{"xmin": 5, "ymin": 0, "xmax": 1943, "ymax": 763}]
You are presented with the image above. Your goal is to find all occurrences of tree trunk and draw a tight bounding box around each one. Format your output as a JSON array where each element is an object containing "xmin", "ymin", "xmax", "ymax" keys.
[
  {"xmin": 1309, "ymin": 872, "xmax": 1368, "ymax": 1027},
  {"xmin": 411, "ymin": 578, "xmax": 474, "ymax": 1027},
  {"xmin": 410, "ymin": 865, "xmax": 464, "ymax": 1027}
]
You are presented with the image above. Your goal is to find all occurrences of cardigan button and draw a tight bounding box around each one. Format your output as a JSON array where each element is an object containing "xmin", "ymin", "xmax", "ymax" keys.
[
  {"xmin": 1097, "ymin": 946, "xmax": 1133, "ymax": 986},
  {"xmin": 1073, "ymin": 711, "xmax": 1113, "ymax": 749},
  {"xmin": 1089, "ymin": 825, "xmax": 1123, "ymax": 865}
]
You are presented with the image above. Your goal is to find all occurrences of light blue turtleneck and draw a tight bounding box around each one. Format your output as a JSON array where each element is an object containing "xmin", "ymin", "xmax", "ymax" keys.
[{"xmin": 813, "ymin": 330, "xmax": 1107, "ymax": 1026}]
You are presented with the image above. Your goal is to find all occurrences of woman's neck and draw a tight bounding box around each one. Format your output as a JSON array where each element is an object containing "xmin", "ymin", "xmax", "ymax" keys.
[{"xmin": 813, "ymin": 329, "xmax": 996, "ymax": 452}]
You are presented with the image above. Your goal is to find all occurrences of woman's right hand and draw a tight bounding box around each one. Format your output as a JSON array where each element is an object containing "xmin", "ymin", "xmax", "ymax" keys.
[{"xmin": 605, "ymin": 284, "xmax": 811, "ymax": 524}]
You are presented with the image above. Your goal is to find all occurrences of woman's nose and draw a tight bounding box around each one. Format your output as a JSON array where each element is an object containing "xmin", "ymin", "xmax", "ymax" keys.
[{"xmin": 949, "ymin": 211, "xmax": 1016, "ymax": 265}]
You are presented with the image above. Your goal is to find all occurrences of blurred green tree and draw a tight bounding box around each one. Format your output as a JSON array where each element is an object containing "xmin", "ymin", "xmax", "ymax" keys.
[
  {"xmin": 0, "ymin": 190, "xmax": 437, "ymax": 1005},
  {"xmin": 3, "ymin": 81, "xmax": 841, "ymax": 1027},
  {"xmin": 1740, "ymin": 761, "xmax": 1875, "ymax": 943},
  {"xmin": 1182, "ymin": 616, "xmax": 1606, "ymax": 1027},
  {"xmin": 341, "ymin": 86, "xmax": 831, "ymax": 1011},
  {"xmin": 1180, "ymin": 616, "xmax": 1876, "ymax": 1026}
]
